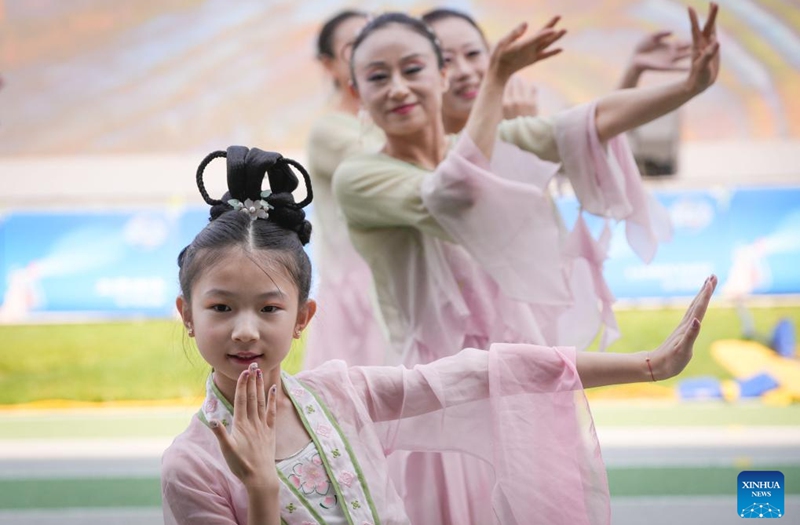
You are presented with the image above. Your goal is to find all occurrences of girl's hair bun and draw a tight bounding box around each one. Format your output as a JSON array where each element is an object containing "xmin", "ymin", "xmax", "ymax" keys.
[{"xmin": 196, "ymin": 146, "xmax": 314, "ymax": 244}]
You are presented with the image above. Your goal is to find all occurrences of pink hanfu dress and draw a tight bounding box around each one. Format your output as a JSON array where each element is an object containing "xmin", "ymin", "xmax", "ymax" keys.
[{"xmin": 162, "ymin": 344, "xmax": 609, "ymax": 525}]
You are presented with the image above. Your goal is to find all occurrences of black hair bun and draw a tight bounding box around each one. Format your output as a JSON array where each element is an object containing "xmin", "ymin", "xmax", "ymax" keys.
[
  {"xmin": 209, "ymin": 191, "xmax": 234, "ymax": 221},
  {"xmin": 265, "ymin": 192, "xmax": 312, "ymax": 245},
  {"xmin": 196, "ymin": 146, "xmax": 314, "ymax": 243}
]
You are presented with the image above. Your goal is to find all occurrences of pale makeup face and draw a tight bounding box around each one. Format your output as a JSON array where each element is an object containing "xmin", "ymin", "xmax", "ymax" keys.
[
  {"xmin": 177, "ymin": 248, "xmax": 313, "ymax": 400},
  {"xmin": 323, "ymin": 15, "xmax": 368, "ymax": 90},
  {"xmin": 351, "ymin": 23, "xmax": 449, "ymax": 137},
  {"xmin": 429, "ymin": 17, "xmax": 490, "ymax": 124}
]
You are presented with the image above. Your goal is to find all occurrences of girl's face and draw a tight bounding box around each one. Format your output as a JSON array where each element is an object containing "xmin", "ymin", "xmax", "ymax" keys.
[
  {"xmin": 322, "ymin": 15, "xmax": 368, "ymax": 91},
  {"xmin": 429, "ymin": 17, "xmax": 490, "ymax": 124},
  {"xmin": 177, "ymin": 248, "xmax": 314, "ymax": 398},
  {"xmin": 351, "ymin": 24, "xmax": 449, "ymax": 137}
]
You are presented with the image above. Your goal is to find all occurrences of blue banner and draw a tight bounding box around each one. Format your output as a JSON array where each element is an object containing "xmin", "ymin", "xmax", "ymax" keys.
[
  {"xmin": 2, "ymin": 186, "xmax": 799, "ymax": 320},
  {"xmin": 0, "ymin": 208, "xmax": 208, "ymax": 320},
  {"xmin": 557, "ymin": 186, "xmax": 800, "ymax": 299}
]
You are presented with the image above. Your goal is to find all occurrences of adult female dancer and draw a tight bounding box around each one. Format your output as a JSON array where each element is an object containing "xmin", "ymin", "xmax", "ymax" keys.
[
  {"xmin": 334, "ymin": 5, "xmax": 719, "ymax": 523},
  {"xmin": 303, "ymin": 10, "xmax": 387, "ymax": 369}
]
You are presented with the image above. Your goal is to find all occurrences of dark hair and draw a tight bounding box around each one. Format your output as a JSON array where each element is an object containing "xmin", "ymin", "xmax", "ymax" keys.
[
  {"xmin": 317, "ymin": 9, "xmax": 368, "ymax": 59},
  {"xmin": 178, "ymin": 146, "xmax": 314, "ymax": 303},
  {"xmin": 421, "ymin": 8, "xmax": 488, "ymax": 44},
  {"xmin": 349, "ymin": 12, "xmax": 444, "ymax": 87}
]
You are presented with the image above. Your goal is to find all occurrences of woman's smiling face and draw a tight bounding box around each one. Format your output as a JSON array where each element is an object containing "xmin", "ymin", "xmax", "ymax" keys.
[
  {"xmin": 429, "ymin": 16, "xmax": 490, "ymax": 126},
  {"xmin": 351, "ymin": 23, "xmax": 449, "ymax": 137}
]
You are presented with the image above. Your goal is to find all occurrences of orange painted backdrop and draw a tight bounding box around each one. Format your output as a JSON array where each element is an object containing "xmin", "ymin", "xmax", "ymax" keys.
[{"xmin": 1, "ymin": 0, "xmax": 798, "ymax": 156}]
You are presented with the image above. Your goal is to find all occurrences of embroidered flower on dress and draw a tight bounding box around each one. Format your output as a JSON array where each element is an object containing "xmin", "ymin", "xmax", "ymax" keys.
[
  {"xmin": 338, "ymin": 471, "xmax": 355, "ymax": 487},
  {"xmin": 321, "ymin": 494, "xmax": 338, "ymax": 509},
  {"xmin": 203, "ymin": 397, "xmax": 218, "ymax": 414},
  {"xmin": 315, "ymin": 424, "xmax": 332, "ymax": 438},
  {"xmin": 289, "ymin": 453, "xmax": 330, "ymax": 495},
  {"xmin": 291, "ymin": 387, "xmax": 306, "ymax": 399}
]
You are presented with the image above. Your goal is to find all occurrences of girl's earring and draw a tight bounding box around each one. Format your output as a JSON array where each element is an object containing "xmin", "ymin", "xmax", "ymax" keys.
[
  {"xmin": 294, "ymin": 329, "xmax": 301, "ymax": 339},
  {"xmin": 187, "ymin": 325, "xmax": 194, "ymax": 337}
]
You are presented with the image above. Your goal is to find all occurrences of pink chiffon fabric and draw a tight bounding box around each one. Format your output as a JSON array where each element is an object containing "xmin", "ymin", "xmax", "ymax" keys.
[
  {"xmin": 335, "ymin": 102, "xmax": 671, "ymax": 365},
  {"xmin": 161, "ymin": 345, "xmax": 609, "ymax": 525},
  {"xmin": 333, "ymin": 102, "xmax": 671, "ymax": 524},
  {"xmin": 303, "ymin": 112, "xmax": 387, "ymax": 368}
]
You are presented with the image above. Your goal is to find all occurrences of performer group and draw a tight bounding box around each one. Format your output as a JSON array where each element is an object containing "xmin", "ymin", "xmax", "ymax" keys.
[{"xmin": 160, "ymin": 4, "xmax": 721, "ymax": 524}]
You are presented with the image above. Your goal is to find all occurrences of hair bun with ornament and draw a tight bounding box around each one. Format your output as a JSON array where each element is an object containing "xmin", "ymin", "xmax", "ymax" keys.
[{"xmin": 195, "ymin": 146, "xmax": 313, "ymax": 245}]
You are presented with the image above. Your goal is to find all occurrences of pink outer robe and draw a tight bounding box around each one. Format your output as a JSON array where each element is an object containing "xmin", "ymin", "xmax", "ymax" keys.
[
  {"xmin": 161, "ymin": 344, "xmax": 610, "ymax": 525},
  {"xmin": 332, "ymin": 102, "xmax": 671, "ymax": 523},
  {"xmin": 334, "ymin": 101, "xmax": 671, "ymax": 363},
  {"xmin": 304, "ymin": 112, "xmax": 387, "ymax": 369}
]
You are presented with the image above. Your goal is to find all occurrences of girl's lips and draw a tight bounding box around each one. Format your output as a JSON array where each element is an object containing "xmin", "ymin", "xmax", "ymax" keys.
[
  {"xmin": 228, "ymin": 354, "xmax": 263, "ymax": 365},
  {"xmin": 391, "ymin": 103, "xmax": 417, "ymax": 115}
]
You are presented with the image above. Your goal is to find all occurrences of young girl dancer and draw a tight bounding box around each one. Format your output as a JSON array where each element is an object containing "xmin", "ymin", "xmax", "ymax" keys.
[
  {"xmin": 304, "ymin": 10, "xmax": 386, "ymax": 369},
  {"xmin": 333, "ymin": 6, "xmax": 719, "ymax": 523},
  {"xmin": 161, "ymin": 144, "xmax": 716, "ymax": 525}
]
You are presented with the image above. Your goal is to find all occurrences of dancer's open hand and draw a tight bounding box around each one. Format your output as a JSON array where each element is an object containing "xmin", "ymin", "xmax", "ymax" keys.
[
  {"xmin": 685, "ymin": 2, "xmax": 720, "ymax": 95},
  {"xmin": 631, "ymin": 30, "xmax": 692, "ymax": 73},
  {"xmin": 209, "ymin": 363, "xmax": 279, "ymax": 490},
  {"xmin": 649, "ymin": 275, "xmax": 718, "ymax": 381},
  {"xmin": 489, "ymin": 16, "xmax": 566, "ymax": 83}
]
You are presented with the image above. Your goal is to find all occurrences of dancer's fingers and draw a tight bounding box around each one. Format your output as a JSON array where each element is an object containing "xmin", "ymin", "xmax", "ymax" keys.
[
  {"xmin": 233, "ymin": 369, "xmax": 249, "ymax": 420},
  {"xmin": 703, "ymin": 3, "xmax": 719, "ymax": 39},
  {"xmin": 256, "ymin": 367, "xmax": 266, "ymax": 422},
  {"xmin": 266, "ymin": 384, "xmax": 278, "ymax": 429},
  {"xmin": 246, "ymin": 363, "xmax": 258, "ymax": 420}
]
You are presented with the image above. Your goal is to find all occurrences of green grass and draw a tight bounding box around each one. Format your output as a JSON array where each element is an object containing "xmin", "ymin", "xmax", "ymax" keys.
[
  {"xmin": 0, "ymin": 319, "xmax": 305, "ymax": 404},
  {"xmin": 0, "ymin": 306, "xmax": 797, "ymax": 405}
]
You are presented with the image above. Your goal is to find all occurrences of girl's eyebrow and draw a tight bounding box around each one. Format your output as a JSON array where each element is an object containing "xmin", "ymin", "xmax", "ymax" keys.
[{"xmin": 204, "ymin": 289, "xmax": 286, "ymax": 299}]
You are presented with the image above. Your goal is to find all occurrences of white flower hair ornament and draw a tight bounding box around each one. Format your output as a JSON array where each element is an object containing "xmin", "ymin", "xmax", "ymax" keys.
[{"xmin": 227, "ymin": 191, "xmax": 274, "ymax": 221}]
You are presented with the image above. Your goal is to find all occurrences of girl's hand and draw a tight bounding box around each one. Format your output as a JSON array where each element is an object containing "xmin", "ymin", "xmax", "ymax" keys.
[
  {"xmin": 503, "ymin": 75, "xmax": 539, "ymax": 119},
  {"xmin": 488, "ymin": 17, "xmax": 566, "ymax": 84},
  {"xmin": 685, "ymin": 2, "xmax": 720, "ymax": 95},
  {"xmin": 209, "ymin": 363, "xmax": 279, "ymax": 491},
  {"xmin": 649, "ymin": 275, "xmax": 718, "ymax": 381}
]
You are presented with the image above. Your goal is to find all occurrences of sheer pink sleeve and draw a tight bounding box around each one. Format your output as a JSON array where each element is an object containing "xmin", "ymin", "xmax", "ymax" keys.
[
  {"xmin": 554, "ymin": 102, "xmax": 673, "ymax": 263},
  {"xmin": 161, "ymin": 424, "xmax": 244, "ymax": 525},
  {"xmin": 305, "ymin": 345, "xmax": 610, "ymax": 525},
  {"xmin": 420, "ymin": 134, "xmax": 572, "ymax": 305}
]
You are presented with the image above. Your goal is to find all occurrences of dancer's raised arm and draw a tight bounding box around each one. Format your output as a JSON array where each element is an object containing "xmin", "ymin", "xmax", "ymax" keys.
[
  {"xmin": 464, "ymin": 16, "xmax": 565, "ymax": 159},
  {"xmin": 595, "ymin": 2, "xmax": 719, "ymax": 141}
]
